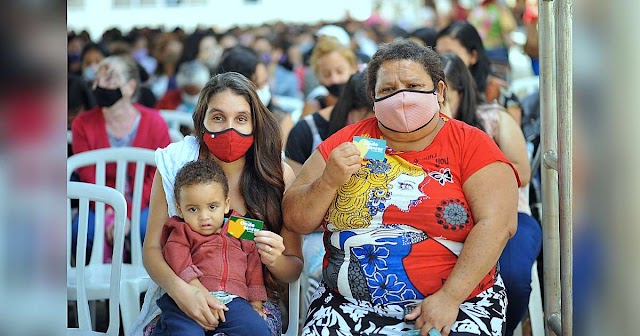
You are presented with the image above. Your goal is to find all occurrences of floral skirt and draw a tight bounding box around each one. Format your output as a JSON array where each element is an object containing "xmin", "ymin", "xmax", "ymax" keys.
[{"xmin": 301, "ymin": 276, "xmax": 507, "ymax": 336}]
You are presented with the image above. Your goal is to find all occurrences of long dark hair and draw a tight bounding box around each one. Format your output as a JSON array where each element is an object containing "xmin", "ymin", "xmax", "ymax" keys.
[
  {"xmin": 436, "ymin": 21, "xmax": 491, "ymax": 93},
  {"xmin": 192, "ymin": 72, "xmax": 285, "ymax": 298},
  {"xmin": 440, "ymin": 52, "xmax": 485, "ymax": 132},
  {"xmin": 215, "ymin": 46, "xmax": 260, "ymax": 81},
  {"xmin": 406, "ymin": 27, "xmax": 438, "ymax": 48},
  {"xmin": 327, "ymin": 71, "xmax": 372, "ymax": 136}
]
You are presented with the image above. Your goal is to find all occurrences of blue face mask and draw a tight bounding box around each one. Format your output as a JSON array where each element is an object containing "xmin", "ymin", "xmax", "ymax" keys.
[
  {"xmin": 261, "ymin": 53, "xmax": 271, "ymax": 64},
  {"xmin": 179, "ymin": 92, "xmax": 199, "ymax": 114},
  {"xmin": 83, "ymin": 66, "xmax": 97, "ymax": 81},
  {"xmin": 132, "ymin": 48, "xmax": 148, "ymax": 61},
  {"xmin": 68, "ymin": 53, "xmax": 81, "ymax": 63}
]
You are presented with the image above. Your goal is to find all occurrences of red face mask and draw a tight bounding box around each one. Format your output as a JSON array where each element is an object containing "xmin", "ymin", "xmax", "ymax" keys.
[{"xmin": 203, "ymin": 128, "xmax": 254, "ymax": 163}]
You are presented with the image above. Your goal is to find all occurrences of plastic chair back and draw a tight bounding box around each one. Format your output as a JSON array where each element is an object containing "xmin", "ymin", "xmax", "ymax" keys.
[
  {"xmin": 67, "ymin": 147, "xmax": 156, "ymax": 266},
  {"xmin": 159, "ymin": 110, "xmax": 194, "ymax": 142},
  {"xmin": 68, "ymin": 182, "xmax": 126, "ymax": 336}
]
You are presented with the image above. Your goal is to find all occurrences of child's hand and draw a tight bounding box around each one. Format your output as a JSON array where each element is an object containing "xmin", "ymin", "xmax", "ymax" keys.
[{"xmin": 251, "ymin": 301, "xmax": 267, "ymax": 320}]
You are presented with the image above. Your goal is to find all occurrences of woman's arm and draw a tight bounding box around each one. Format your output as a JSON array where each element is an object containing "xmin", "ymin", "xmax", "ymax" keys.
[
  {"xmin": 142, "ymin": 171, "xmax": 222, "ymax": 329},
  {"xmin": 284, "ymin": 157, "xmax": 303, "ymax": 175},
  {"xmin": 406, "ymin": 162, "xmax": 518, "ymax": 334},
  {"xmin": 442, "ymin": 161, "xmax": 518, "ymax": 301},
  {"xmin": 282, "ymin": 143, "xmax": 361, "ymax": 234},
  {"xmin": 258, "ymin": 224, "xmax": 304, "ymax": 283},
  {"xmin": 506, "ymin": 104, "xmax": 523, "ymax": 126},
  {"xmin": 142, "ymin": 171, "xmax": 179, "ymax": 294},
  {"xmin": 496, "ymin": 110, "xmax": 531, "ymax": 186}
]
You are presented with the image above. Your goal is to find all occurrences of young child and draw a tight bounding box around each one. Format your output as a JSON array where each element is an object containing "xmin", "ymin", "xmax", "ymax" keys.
[{"xmin": 154, "ymin": 159, "xmax": 270, "ymax": 336}]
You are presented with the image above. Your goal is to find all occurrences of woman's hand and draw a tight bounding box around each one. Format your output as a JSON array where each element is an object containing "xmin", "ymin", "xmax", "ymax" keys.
[
  {"xmin": 254, "ymin": 230, "xmax": 285, "ymax": 267},
  {"xmin": 209, "ymin": 296, "xmax": 227, "ymax": 324},
  {"xmin": 170, "ymin": 281, "xmax": 228, "ymax": 330},
  {"xmin": 321, "ymin": 142, "xmax": 361, "ymax": 189},
  {"xmin": 405, "ymin": 290, "xmax": 461, "ymax": 336},
  {"xmin": 251, "ymin": 300, "xmax": 267, "ymax": 320}
]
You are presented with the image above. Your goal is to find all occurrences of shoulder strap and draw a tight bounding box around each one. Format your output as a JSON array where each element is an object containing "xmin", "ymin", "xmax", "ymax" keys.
[{"xmin": 304, "ymin": 114, "xmax": 323, "ymax": 151}]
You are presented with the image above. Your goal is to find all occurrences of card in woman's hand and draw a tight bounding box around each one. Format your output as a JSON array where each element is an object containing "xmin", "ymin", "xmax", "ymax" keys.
[{"xmin": 227, "ymin": 216, "xmax": 263, "ymax": 240}]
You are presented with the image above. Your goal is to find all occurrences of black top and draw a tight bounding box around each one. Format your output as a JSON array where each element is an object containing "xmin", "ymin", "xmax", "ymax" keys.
[{"xmin": 285, "ymin": 112, "xmax": 330, "ymax": 165}]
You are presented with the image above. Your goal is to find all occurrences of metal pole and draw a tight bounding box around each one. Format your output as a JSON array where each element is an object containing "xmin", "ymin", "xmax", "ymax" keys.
[
  {"xmin": 539, "ymin": 0, "xmax": 562, "ymax": 334},
  {"xmin": 555, "ymin": 0, "xmax": 573, "ymax": 334}
]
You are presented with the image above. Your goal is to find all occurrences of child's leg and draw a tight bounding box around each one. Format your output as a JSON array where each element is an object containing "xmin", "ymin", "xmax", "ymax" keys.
[
  {"xmin": 214, "ymin": 298, "xmax": 270, "ymax": 336},
  {"xmin": 153, "ymin": 293, "xmax": 206, "ymax": 336}
]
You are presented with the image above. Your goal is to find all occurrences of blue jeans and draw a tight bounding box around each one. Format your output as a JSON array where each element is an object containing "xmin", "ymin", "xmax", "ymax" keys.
[
  {"xmin": 499, "ymin": 212, "xmax": 543, "ymax": 336},
  {"xmin": 154, "ymin": 294, "xmax": 270, "ymax": 336},
  {"xmin": 71, "ymin": 208, "xmax": 148, "ymax": 254}
]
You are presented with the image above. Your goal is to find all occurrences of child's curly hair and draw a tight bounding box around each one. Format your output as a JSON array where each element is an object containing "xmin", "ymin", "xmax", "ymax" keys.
[{"xmin": 173, "ymin": 159, "xmax": 229, "ymax": 203}]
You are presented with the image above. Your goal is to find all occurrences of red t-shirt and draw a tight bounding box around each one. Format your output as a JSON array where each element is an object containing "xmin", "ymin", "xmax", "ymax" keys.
[{"xmin": 316, "ymin": 115, "xmax": 519, "ymax": 302}]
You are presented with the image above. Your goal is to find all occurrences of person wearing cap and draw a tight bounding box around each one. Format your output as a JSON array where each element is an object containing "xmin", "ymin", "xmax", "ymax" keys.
[
  {"xmin": 155, "ymin": 60, "xmax": 211, "ymax": 114},
  {"xmin": 300, "ymin": 36, "xmax": 358, "ymax": 118},
  {"xmin": 287, "ymin": 36, "xmax": 358, "ymax": 173},
  {"xmin": 301, "ymin": 24, "xmax": 354, "ymax": 99},
  {"xmin": 316, "ymin": 25, "xmax": 352, "ymax": 48}
]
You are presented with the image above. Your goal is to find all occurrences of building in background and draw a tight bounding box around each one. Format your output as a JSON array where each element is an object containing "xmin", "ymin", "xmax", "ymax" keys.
[{"xmin": 68, "ymin": 0, "xmax": 374, "ymax": 40}]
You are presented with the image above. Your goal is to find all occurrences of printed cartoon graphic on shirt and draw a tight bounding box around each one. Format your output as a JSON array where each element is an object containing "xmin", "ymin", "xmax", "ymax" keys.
[
  {"xmin": 326, "ymin": 155, "xmax": 427, "ymax": 231},
  {"xmin": 323, "ymin": 154, "xmax": 431, "ymax": 303},
  {"xmin": 318, "ymin": 116, "xmax": 505, "ymax": 303}
]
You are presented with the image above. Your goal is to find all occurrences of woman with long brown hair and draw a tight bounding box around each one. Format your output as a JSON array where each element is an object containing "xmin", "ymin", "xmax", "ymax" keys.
[{"xmin": 131, "ymin": 72, "xmax": 302, "ymax": 336}]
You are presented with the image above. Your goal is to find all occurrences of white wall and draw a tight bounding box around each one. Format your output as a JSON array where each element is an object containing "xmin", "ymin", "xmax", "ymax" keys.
[{"xmin": 68, "ymin": 0, "xmax": 374, "ymax": 40}]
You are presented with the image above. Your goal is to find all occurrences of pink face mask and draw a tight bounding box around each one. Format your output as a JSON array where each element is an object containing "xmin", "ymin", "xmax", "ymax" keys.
[{"xmin": 374, "ymin": 89, "xmax": 440, "ymax": 133}]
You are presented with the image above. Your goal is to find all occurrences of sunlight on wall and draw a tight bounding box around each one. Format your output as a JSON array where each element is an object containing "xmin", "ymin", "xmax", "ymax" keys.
[{"xmin": 68, "ymin": 0, "xmax": 373, "ymax": 39}]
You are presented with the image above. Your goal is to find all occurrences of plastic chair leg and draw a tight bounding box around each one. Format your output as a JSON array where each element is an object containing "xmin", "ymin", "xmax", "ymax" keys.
[
  {"xmin": 513, "ymin": 322, "xmax": 524, "ymax": 336},
  {"xmin": 529, "ymin": 262, "xmax": 545, "ymax": 336},
  {"xmin": 282, "ymin": 278, "xmax": 300, "ymax": 336},
  {"xmin": 120, "ymin": 282, "xmax": 142, "ymax": 336},
  {"xmin": 512, "ymin": 261, "xmax": 544, "ymax": 336}
]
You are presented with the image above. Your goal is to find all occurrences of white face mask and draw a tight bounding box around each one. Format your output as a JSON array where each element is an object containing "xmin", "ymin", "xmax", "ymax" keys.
[
  {"xmin": 181, "ymin": 92, "xmax": 200, "ymax": 107},
  {"xmin": 257, "ymin": 85, "xmax": 272, "ymax": 106}
]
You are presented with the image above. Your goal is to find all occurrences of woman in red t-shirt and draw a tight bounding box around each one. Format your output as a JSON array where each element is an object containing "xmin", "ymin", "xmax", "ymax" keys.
[{"xmin": 283, "ymin": 40, "xmax": 520, "ymax": 336}]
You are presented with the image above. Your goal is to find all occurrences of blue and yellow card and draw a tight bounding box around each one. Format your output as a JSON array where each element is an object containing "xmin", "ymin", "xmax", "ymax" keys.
[
  {"xmin": 227, "ymin": 216, "xmax": 263, "ymax": 240},
  {"xmin": 353, "ymin": 136, "xmax": 386, "ymax": 160}
]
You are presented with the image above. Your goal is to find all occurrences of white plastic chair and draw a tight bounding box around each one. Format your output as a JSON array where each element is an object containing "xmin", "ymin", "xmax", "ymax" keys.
[
  {"xmin": 513, "ymin": 261, "xmax": 545, "ymax": 336},
  {"xmin": 68, "ymin": 147, "xmax": 156, "ymax": 335},
  {"xmin": 68, "ymin": 181, "xmax": 127, "ymax": 336},
  {"xmin": 283, "ymin": 277, "xmax": 301, "ymax": 336},
  {"xmin": 159, "ymin": 110, "xmax": 194, "ymax": 143}
]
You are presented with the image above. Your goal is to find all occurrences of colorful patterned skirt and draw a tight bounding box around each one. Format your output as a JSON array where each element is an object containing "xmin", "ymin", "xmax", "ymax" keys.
[{"xmin": 301, "ymin": 276, "xmax": 507, "ymax": 336}]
